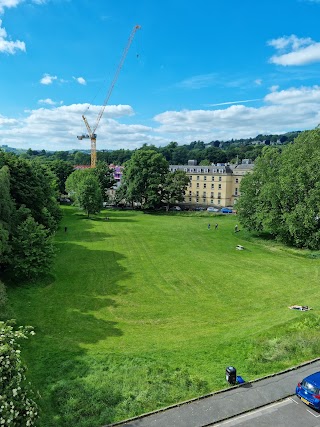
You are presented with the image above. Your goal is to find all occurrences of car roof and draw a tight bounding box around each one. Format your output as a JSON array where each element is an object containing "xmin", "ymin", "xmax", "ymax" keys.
[{"xmin": 303, "ymin": 371, "xmax": 320, "ymax": 385}]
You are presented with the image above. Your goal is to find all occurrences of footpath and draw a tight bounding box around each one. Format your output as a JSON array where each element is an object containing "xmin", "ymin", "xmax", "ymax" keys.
[{"xmin": 106, "ymin": 358, "xmax": 320, "ymax": 427}]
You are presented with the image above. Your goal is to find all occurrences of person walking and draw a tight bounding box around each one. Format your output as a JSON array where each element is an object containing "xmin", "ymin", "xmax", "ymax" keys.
[
  {"xmin": 215, "ymin": 223, "xmax": 218, "ymax": 230},
  {"xmin": 208, "ymin": 223, "xmax": 211, "ymax": 230},
  {"xmin": 235, "ymin": 224, "xmax": 238, "ymax": 233}
]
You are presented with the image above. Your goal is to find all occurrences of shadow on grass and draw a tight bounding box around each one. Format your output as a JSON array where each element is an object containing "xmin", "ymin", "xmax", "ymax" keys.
[{"xmin": 7, "ymin": 239, "xmax": 132, "ymax": 426}]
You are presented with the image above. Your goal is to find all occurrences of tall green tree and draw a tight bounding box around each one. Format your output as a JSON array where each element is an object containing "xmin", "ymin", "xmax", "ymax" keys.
[
  {"xmin": 10, "ymin": 215, "xmax": 55, "ymax": 279},
  {"xmin": 93, "ymin": 162, "xmax": 116, "ymax": 202},
  {"xmin": 0, "ymin": 166, "xmax": 15, "ymax": 262},
  {"xmin": 45, "ymin": 160, "xmax": 74, "ymax": 194},
  {"xmin": 162, "ymin": 170, "xmax": 190, "ymax": 211},
  {"xmin": 77, "ymin": 175, "xmax": 103, "ymax": 217},
  {"xmin": 121, "ymin": 150, "xmax": 169, "ymax": 209},
  {"xmin": 0, "ymin": 152, "xmax": 61, "ymax": 233},
  {"xmin": 238, "ymin": 128, "xmax": 320, "ymax": 249}
]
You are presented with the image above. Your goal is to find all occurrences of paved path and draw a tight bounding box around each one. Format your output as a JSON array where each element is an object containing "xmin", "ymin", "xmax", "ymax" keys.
[{"xmin": 106, "ymin": 358, "xmax": 320, "ymax": 427}]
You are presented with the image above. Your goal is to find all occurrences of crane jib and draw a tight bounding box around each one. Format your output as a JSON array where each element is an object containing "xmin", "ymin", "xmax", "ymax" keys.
[{"xmin": 77, "ymin": 25, "xmax": 141, "ymax": 168}]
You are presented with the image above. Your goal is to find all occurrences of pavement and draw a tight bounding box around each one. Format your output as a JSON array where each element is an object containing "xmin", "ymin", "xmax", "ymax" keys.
[{"xmin": 106, "ymin": 358, "xmax": 320, "ymax": 427}]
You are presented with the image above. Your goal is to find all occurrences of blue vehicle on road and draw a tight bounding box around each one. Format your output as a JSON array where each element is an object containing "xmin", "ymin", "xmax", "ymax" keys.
[
  {"xmin": 221, "ymin": 207, "xmax": 233, "ymax": 213},
  {"xmin": 296, "ymin": 371, "xmax": 320, "ymax": 409}
]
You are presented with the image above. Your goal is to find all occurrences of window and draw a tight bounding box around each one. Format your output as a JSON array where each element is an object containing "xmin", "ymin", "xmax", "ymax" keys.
[
  {"xmin": 196, "ymin": 191, "xmax": 199, "ymax": 196},
  {"xmin": 196, "ymin": 198, "xmax": 199, "ymax": 203},
  {"xmin": 189, "ymin": 197, "xmax": 192, "ymax": 202},
  {"xmin": 204, "ymin": 175, "xmax": 207, "ymax": 181},
  {"xmin": 184, "ymin": 168, "xmax": 187, "ymax": 172},
  {"xmin": 189, "ymin": 191, "xmax": 192, "ymax": 196},
  {"xmin": 235, "ymin": 178, "xmax": 239, "ymax": 183},
  {"xmin": 211, "ymin": 192, "xmax": 214, "ymax": 198},
  {"xmin": 235, "ymin": 187, "xmax": 238, "ymax": 195},
  {"xmin": 211, "ymin": 183, "xmax": 214, "ymax": 189},
  {"xmin": 212, "ymin": 176, "xmax": 215, "ymax": 181},
  {"xmin": 205, "ymin": 169, "xmax": 209, "ymax": 173},
  {"xmin": 203, "ymin": 183, "xmax": 206, "ymax": 188},
  {"xmin": 197, "ymin": 175, "xmax": 200, "ymax": 181},
  {"xmin": 197, "ymin": 183, "xmax": 200, "ymax": 188},
  {"xmin": 189, "ymin": 182, "xmax": 192, "ymax": 188},
  {"xmin": 219, "ymin": 176, "xmax": 222, "ymax": 182},
  {"xmin": 218, "ymin": 184, "xmax": 222, "ymax": 189},
  {"xmin": 210, "ymin": 199, "xmax": 214, "ymax": 204},
  {"xmin": 219, "ymin": 169, "xmax": 223, "ymax": 173},
  {"xmin": 218, "ymin": 199, "xmax": 221, "ymax": 205},
  {"xmin": 218, "ymin": 192, "xmax": 221, "ymax": 199},
  {"xmin": 203, "ymin": 192, "xmax": 206, "ymax": 198},
  {"xmin": 203, "ymin": 198, "xmax": 206, "ymax": 203}
]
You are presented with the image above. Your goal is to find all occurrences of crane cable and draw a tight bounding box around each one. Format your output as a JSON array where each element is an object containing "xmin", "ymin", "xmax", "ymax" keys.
[{"xmin": 83, "ymin": 24, "xmax": 141, "ymax": 135}]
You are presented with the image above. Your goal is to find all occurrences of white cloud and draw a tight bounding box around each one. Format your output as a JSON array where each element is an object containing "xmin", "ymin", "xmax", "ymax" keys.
[
  {"xmin": 73, "ymin": 76, "xmax": 86, "ymax": 85},
  {"xmin": 264, "ymin": 85, "xmax": 320, "ymax": 105},
  {"xmin": 0, "ymin": 19, "xmax": 25, "ymax": 53},
  {"xmin": 40, "ymin": 73, "xmax": 57, "ymax": 85},
  {"xmin": 38, "ymin": 98, "xmax": 56, "ymax": 105},
  {"xmin": 270, "ymin": 85, "xmax": 279, "ymax": 92},
  {"xmin": 254, "ymin": 79, "xmax": 262, "ymax": 85},
  {"xmin": 2, "ymin": 86, "xmax": 320, "ymax": 151},
  {"xmin": 268, "ymin": 34, "xmax": 320, "ymax": 66},
  {"xmin": 0, "ymin": 0, "xmax": 23, "ymax": 14}
]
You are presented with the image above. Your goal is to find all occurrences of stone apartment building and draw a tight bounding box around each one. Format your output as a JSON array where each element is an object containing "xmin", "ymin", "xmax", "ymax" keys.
[
  {"xmin": 169, "ymin": 159, "xmax": 254, "ymax": 208},
  {"xmin": 106, "ymin": 159, "xmax": 254, "ymax": 208}
]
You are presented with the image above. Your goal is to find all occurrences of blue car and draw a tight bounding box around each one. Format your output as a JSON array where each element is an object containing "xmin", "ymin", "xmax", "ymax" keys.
[
  {"xmin": 296, "ymin": 371, "xmax": 320, "ymax": 409},
  {"xmin": 221, "ymin": 207, "xmax": 233, "ymax": 214}
]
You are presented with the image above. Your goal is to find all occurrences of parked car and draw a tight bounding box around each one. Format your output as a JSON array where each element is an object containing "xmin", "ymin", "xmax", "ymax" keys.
[
  {"xmin": 207, "ymin": 207, "xmax": 219, "ymax": 212},
  {"xmin": 296, "ymin": 372, "xmax": 320, "ymax": 409},
  {"xmin": 221, "ymin": 207, "xmax": 233, "ymax": 213}
]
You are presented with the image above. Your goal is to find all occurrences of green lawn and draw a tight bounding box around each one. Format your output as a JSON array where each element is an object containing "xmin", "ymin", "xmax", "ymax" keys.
[{"xmin": 7, "ymin": 206, "xmax": 320, "ymax": 426}]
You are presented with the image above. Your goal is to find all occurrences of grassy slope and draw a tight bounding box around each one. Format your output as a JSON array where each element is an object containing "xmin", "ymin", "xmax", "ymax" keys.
[{"xmin": 7, "ymin": 207, "xmax": 320, "ymax": 426}]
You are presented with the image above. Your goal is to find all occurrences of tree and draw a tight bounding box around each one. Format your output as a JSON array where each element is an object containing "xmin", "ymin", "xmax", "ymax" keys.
[
  {"xmin": 93, "ymin": 162, "xmax": 116, "ymax": 202},
  {"xmin": 10, "ymin": 215, "xmax": 55, "ymax": 279},
  {"xmin": 77, "ymin": 176, "xmax": 103, "ymax": 217},
  {"xmin": 45, "ymin": 160, "xmax": 74, "ymax": 194},
  {"xmin": 0, "ymin": 166, "xmax": 15, "ymax": 263},
  {"xmin": 0, "ymin": 320, "xmax": 38, "ymax": 426},
  {"xmin": 0, "ymin": 153, "xmax": 61, "ymax": 234},
  {"xmin": 238, "ymin": 128, "xmax": 320, "ymax": 249},
  {"xmin": 121, "ymin": 150, "xmax": 169, "ymax": 209},
  {"xmin": 162, "ymin": 170, "xmax": 190, "ymax": 211}
]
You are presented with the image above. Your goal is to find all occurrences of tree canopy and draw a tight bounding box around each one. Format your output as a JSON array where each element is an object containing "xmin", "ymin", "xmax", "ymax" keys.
[
  {"xmin": 0, "ymin": 153, "xmax": 60, "ymax": 279},
  {"xmin": 237, "ymin": 128, "xmax": 320, "ymax": 249},
  {"xmin": 120, "ymin": 149, "xmax": 169, "ymax": 209}
]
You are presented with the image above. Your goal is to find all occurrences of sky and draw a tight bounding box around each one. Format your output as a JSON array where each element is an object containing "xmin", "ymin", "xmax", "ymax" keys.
[{"xmin": 1, "ymin": 0, "xmax": 320, "ymax": 152}]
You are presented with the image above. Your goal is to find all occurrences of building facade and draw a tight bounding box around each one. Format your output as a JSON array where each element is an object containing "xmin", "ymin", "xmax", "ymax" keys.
[{"xmin": 169, "ymin": 159, "xmax": 254, "ymax": 208}]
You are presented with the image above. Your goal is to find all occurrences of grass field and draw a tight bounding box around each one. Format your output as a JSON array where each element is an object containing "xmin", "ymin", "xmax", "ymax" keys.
[{"xmin": 7, "ymin": 206, "xmax": 320, "ymax": 426}]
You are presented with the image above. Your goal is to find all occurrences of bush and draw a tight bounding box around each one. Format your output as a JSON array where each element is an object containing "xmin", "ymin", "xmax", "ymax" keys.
[{"xmin": 0, "ymin": 320, "xmax": 38, "ymax": 426}]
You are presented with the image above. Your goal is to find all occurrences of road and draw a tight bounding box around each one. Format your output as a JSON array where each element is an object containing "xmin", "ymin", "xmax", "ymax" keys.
[{"xmin": 212, "ymin": 396, "xmax": 320, "ymax": 427}]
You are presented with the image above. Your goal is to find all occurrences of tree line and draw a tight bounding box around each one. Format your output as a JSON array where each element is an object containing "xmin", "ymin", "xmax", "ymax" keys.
[
  {"xmin": 238, "ymin": 128, "xmax": 320, "ymax": 250},
  {"xmin": 3, "ymin": 131, "xmax": 300, "ymax": 167},
  {"xmin": 0, "ymin": 152, "xmax": 62, "ymax": 280}
]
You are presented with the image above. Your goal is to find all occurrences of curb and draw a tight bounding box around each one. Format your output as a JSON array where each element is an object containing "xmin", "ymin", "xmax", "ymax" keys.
[{"xmin": 105, "ymin": 357, "xmax": 320, "ymax": 427}]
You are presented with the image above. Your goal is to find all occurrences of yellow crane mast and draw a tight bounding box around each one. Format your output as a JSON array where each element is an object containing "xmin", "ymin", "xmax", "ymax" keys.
[{"xmin": 77, "ymin": 24, "xmax": 141, "ymax": 168}]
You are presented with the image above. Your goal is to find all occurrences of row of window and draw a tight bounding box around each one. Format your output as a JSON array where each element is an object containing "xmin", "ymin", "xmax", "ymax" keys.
[
  {"xmin": 189, "ymin": 176, "xmax": 239, "ymax": 183},
  {"xmin": 190, "ymin": 191, "xmax": 222, "ymax": 198},
  {"xmin": 186, "ymin": 198, "xmax": 222, "ymax": 205}
]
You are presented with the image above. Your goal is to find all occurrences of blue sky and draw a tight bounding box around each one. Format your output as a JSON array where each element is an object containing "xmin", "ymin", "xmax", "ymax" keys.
[{"xmin": 1, "ymin": 0, "xmax": 320, "ymax": 151}]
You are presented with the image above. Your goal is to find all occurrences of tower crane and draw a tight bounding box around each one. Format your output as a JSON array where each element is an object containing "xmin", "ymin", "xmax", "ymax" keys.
[{"xmin": 77, "ymin": 24, "xmax": 141, "ymax": 168}]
